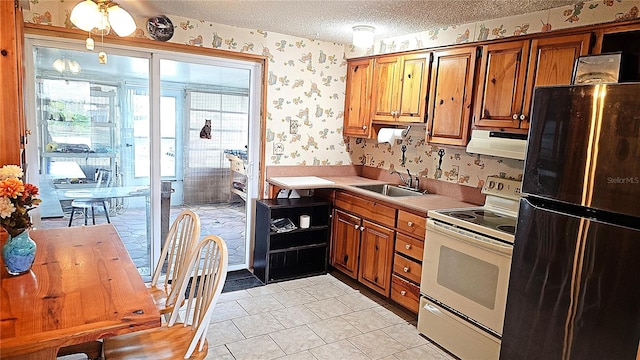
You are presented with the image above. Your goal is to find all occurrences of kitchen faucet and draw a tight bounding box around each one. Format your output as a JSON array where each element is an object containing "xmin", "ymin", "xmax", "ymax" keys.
[
  {"xmin": 390, "ymin": 169, "xmax": 409, "ymax": 187},
  {"xmin": 390, "ymin": 169, "xmax": 420, "ymax": 191}
]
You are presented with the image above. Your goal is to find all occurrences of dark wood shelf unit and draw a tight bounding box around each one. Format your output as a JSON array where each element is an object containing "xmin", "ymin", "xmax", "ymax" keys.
[{"xmin": 254, "ymin": 197, "xmax": 331, "ymax": 284}]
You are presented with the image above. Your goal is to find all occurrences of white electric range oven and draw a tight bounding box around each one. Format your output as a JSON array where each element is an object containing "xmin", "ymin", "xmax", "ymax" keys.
[{"xmin": 418, "ymin": 176, "xmax": 521, "ymax": 360}]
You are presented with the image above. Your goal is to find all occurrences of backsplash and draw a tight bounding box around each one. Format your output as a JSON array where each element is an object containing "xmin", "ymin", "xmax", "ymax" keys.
[{"xmin": 347, "ymin": 127, "xmax": 524, "ymax": 189}]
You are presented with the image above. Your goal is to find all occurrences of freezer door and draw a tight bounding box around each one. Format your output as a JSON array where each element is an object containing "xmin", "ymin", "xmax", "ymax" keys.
[
  {"xmin": 524, "ymin": 83, "xmax": 640, "ymax": 218},
  {"xmin": 500, "ymin": 198, "xmax": 640, "ymax": 360}
]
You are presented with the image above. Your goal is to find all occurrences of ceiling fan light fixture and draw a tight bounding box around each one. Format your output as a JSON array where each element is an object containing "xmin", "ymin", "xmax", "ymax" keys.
[
  {"xmin": 70, "ymin": 0, "xmax": 101, "ymax": 32},
  {"xmin": 70, "ymin": 1, "xmax": 136, "ymax": 36},
  {"xmin": 107, "ymin": 4, "xmax": 136, "ymax": 36},
  {"xmin": 352, "ymin": 25, "xmax": 375, "ymax": 48}
]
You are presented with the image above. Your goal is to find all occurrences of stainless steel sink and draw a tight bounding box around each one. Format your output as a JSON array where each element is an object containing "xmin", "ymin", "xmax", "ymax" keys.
[{"xmin": 353, "ymin": 184, "xmax": 426, "ymax": 197}]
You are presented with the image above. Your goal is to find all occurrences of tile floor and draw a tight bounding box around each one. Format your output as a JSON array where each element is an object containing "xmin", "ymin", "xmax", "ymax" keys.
[{"xmin": 202, "ymin": 272, "xmax": 456, "ymax": 360}]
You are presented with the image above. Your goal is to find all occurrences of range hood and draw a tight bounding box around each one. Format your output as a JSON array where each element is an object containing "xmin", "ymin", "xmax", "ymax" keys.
[{"xmin": 466, "ymin": 130, "xmax": 528, "ymax": 160}]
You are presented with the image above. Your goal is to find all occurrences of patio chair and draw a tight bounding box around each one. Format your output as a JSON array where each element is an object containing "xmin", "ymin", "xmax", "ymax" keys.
[
  {"xmin": 103, "ymin": 235, "xmax": 229, "ymax": 359},
  {"xmin": 146, "ymin": 209, "xmax": 201, "ymax": 316},
  {"xmin": 68, "ymin": 168, "xmax": 112, "ymax": 226}
]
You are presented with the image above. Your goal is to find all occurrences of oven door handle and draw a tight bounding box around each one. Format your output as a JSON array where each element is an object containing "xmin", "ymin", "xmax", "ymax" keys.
[{"xmin": 427, "ymin": 219, "xmax": 513, "ymax": 256}]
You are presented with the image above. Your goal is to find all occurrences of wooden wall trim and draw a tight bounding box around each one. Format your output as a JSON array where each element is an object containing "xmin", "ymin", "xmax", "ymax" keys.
[{"xmin": 0, "ymin": 0, "xmax": 23, "ymax": 166}]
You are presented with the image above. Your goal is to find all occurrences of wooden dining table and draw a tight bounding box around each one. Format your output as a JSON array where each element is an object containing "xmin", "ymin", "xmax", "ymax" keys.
[{"xmin": 0, "ymin": 224, "xmax": 161, "ymax": 359}]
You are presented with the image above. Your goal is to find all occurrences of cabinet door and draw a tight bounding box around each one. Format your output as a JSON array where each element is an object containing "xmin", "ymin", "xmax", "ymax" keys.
[
  {"xmin": 358, "ymin": 219, "xmax": 394, "ymax": 296},
  {"xmin": 344, "ymin": 58, "xmax": 374, "ymax": 138},
  {"xmin": 396, "ymin": 53, "xmax": 431, "ymax": 123},
  {"xmin": 474, "ymin": 40, "xmax": 530, "ymax": 129},
  {"xmin": 427, "ymin": 46, "xmax": 477, "ymax": 146},
  {"xmin": 331, "ymin": 209, "xmax": 361, "ymax": 278},
  {"xmin": 521, "ymin": 33, "xmax": 591, "ymax": 129},
  {"xmin": 371, "ymin": 55, "xmax": 401, "ymax": 122}
]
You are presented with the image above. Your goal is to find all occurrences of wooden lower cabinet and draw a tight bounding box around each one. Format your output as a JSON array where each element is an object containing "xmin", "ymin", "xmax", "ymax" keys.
[
  {"xmin": 358, "ymin": 220, "xmax": 395, "ymax": 297},
  {"xmin": 391, "ymin": 275, "xmax": 421, "ymax": 313},
  {"xmin": 390, "ymin": 210, "xmax": 427, "ymax": 314},
  {"xmin": 331, "ymin": 192, "xmax": 397, "ymax": 297},
  {"xmin": 330, "ymin": 209, "xmax": 361, "ymax": 278},
  {"xmin": 331, "ymin": 193, "xmax": 429, "ymax": 312}
]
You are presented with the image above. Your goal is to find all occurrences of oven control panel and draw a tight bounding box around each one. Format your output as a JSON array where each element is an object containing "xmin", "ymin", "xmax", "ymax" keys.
[{"xmin": 482, "ymin": 176, "xmax": 522, "ymax": 200}]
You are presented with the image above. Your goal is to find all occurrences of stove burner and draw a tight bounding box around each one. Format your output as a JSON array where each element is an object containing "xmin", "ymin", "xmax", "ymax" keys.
[
  {"xmin": 473, "ymin": 210, "xmax": 500, "ymax": 217},
  {"xmin": 497, "ymin": 224, "xmax": 516, "ymax": 235},
  {"xmin": 449, "ymin": 213, "xmax": 476, "ymax": 220}
]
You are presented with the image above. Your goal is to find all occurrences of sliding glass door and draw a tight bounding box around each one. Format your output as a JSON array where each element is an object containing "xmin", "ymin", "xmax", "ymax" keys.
[
  {"xmin": 24, "ymin": 42, "xmax": 154, "ymax": 275},
  {"xmin": 24, "ymin": 38, "xmax": 261, "ymax": 277}
]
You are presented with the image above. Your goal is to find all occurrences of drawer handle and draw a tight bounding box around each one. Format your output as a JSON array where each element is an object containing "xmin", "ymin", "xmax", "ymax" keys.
[
  {"xmin": 405, "ymin": 244, "xmax": 411, "ymax": 250},
  {"xmin": 407, "ymin": 221, "xmax": 413, "ymax": 227},
  {"xmin": 403, "ymin": 266, "xmax": 410, "ymax": 273},
  {"xmin": 400, "ymin": 290, "xmax": 407, "ymax": 296}
]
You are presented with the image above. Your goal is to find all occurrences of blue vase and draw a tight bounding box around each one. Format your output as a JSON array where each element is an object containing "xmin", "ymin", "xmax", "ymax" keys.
[{"xmin": 2, "ymin": 230, "xmax": 37, "ymax": 275}]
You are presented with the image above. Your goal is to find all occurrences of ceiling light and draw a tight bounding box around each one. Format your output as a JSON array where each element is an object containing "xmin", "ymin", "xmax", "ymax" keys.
[
  {"xmin": 70, "ymin": 0, "xmax": 136, "ymax": 63},
  {"xmin": 352, "ymin": 25, "xmax": 375, "ymax": 48},
  {"xmin": 52, "ymin": 58, "xmax": 82, "ymax": 74}
]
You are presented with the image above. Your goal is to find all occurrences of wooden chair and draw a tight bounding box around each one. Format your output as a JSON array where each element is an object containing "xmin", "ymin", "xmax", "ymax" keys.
[
  {"xmin": 103, "ymin": 235, "xmax": 229, "ymax": 359},
  {"xmin": 146, "ymin": 209, "xmax": 201, "ymax": 316}
]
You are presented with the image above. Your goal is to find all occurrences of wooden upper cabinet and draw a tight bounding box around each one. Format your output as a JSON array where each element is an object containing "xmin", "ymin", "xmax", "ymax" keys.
[
  {"xmin": 343, "ymin": 58, "xmax": 374, "ymax": 138},
  {"xmin": 520, "ymin": 33, "xmax": 591, "ymax": 129},
  {"xmin": 474, "ymin": 40, "xmax": 530, "ymax": 129},
  {"xmin": 427, "ymin": 46, "xmax": 477, "ymax": 146},
  {"xmin": 474, "ymin": 33, "xmax": 591, "ymax": 131},
  {"xmin": 371, "ymin": 52, "xmax": 430, "ymax": 123},
  {"xmin": 371, "ymin": 55, "xmax": 399, "ymax": 122}
]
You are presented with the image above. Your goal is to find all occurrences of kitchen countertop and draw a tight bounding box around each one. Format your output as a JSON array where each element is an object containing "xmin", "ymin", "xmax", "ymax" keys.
[{"xmin": 267, "ymin": 175, "xmax": 475, "ymax": 215}]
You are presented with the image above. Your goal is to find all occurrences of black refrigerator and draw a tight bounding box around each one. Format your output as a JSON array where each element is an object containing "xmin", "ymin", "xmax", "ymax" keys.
[{"xmin": 500, "ymin": 83, "xmax": 640, "ymax": 360}]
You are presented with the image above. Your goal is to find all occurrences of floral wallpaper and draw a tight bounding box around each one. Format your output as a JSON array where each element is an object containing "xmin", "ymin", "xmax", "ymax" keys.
[
  {"xmin": 347, "ymin": 0, "xmax": 640, "ymax": 58},
  {"xmin": 23, "ymin": 0, "xmax": 639, "ymax": 190},
  {"xmin": 24, "ymin": 0, "xmax": 351, "ymax": 168}
]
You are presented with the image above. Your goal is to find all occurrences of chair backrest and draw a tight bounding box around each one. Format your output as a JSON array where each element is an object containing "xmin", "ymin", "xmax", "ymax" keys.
[
  {"xmin": 167, "ymin": 235, "xmax": 228, "ymax": 358},
  {"xmin": 94, "ymin": 168, "xmax": 112, "ymax": 189},
  {"xmin": 150, "ymin": 209, "xmax": 201, "ymax": 295}
]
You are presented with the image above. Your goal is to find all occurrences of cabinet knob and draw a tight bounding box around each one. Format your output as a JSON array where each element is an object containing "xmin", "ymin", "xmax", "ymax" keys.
[
  {"xmin": 512, "ymin": 114, "xmax": 519, "ymax": 120},
  {"xmin": 403, "ymin": 266, "xmax": 410, "ymax": 273},
  {"xmin": 362, "ymin": 125, "xmax": 367, "ymax": 130},
  {"xmin": 407, "ymin": 221, "xmax": 413, "ymax": 227},
  {"xmin": 354, "ymin": 224, "xmax": 359, "ymax": 229},
  {"xmin": 360, "ymin": 226, "xmax": 365, "ymax": 231},
  {"xmin": 519, "ymin": 114, "xmax": 526, "ymax": 121},
  {"xmin": 405, "ymin": 244, "xmax": 411, "ymax": 250},
  {"xmin": 400, "ymin": 290, "xmax": 407, "ymax": 296}
]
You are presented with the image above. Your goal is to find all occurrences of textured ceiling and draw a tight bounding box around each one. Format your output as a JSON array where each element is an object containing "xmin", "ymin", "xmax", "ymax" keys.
[{"xmin": 123, "ymin": 0, "xmax": 578, "ymax": 45}]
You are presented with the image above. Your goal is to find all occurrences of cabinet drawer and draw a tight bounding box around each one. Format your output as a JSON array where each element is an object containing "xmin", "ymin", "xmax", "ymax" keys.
[
  {"xmin": 391, "ymin": 275, "xmax": 420, "ymax": 313},
  {"xmin": 335, "ymin": 192, "xmax": 396, "ymax": 228},
  {"xmin": 393, "ymin": 253, "xmax": 422, "ymax": 284},
  {"xmin": 396, "ymin": 210, "xmax": 426, "ymax": 238},
  {"xmin": 395, "ymin": 233, "xmax": 424, "ymax": 261}
]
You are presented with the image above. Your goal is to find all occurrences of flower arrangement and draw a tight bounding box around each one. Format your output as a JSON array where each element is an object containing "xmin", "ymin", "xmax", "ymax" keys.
[{"xmin": 0, "ymin": 165, "xmax": 41, "ymax": 237}]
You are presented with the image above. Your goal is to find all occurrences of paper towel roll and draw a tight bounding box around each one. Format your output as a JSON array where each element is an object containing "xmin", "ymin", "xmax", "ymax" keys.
[{"xmin": 377, "ymin": 128, "xmax": 404, "ymax": 143}]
